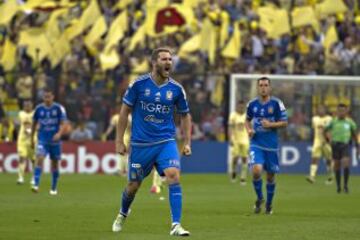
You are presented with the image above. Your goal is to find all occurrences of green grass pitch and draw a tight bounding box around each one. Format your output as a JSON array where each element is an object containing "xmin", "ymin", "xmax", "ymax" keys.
[{"xmin": 0, "ymin": 174, "xmax": 359, "ymax": 240}]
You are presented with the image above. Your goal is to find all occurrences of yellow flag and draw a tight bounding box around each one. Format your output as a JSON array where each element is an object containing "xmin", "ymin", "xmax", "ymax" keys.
[
  {"xmin": 49, "ymin": 33, "xmax": 70, "ymax": 67},
  {"xmin": 46, "ymin": 8, "xmax": 69, "ymax": 43},
  {"xmin": 0, "ymin": 0, "xmax": 19, "ymax": 26},
  {"xmin": 211, "ymin": 76, "xmax": 224, "ymax": 107},
  {"xmin": 84, "ymin": 16, "xmax": 107, "ymax": 52},
  {"xmin": 100, "ymin": 49, "xmax": 120, "ymax": 71},
  {"xmin": 200, "ymin": 18, "xmax": 217, "ymax": 65},
  {"xmin": 316, "ymin": 0, "xmax": 348, "ymax": 19},
  {"xmin": 292, "ymin": 6, "xmax": 319, "ymax": 32},
  {"xmin": 105, "ymin": 10, "xmax": 128, "ymax": 53},
  {"xmin": 64, "ymin": 19, "xmax": 83, "ymax": 40},
  {"xmin": 0, "ymin": 38, "xmax": 17, "ymax": 71},
  {"xmin": 19, "ymin": 28, "xmax": 52, "ymax": 62},
  {"xmin": 80, "ymin": 0, "xmax": 101, "ymax": 31},
  {"xmin": 323, "ymin": 25, "xmax": 338, "ymax": 55},
  {"xmin": 258, "ymin": 6, "xmax": 290, "ymax": 39},
  {"xmin": 219, "ymin": 11, "xmax": 230, "ymax": 48},
  {"xmin": 128, "ymin": 24, "xmax": 146, "ymax": 52},
  {"xmin": 129, "ymin": 59, "xmax": 150, "ymax": 83},
  {"xmin": 178, "ymin": 34, "xmax": 201, "ymax": 58},
  {"xmin": 221, "ymin": 23, "xmax": 241, "ymax": 59}
]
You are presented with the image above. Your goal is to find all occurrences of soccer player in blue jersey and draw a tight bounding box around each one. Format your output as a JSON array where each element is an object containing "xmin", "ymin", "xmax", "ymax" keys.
[
  {"xmin": 245, "ymin": 77, "xmax": 288, "ymax": 215},
  {"xmin": 31, "ymin": 88, "xmax": 67, "ymax": 195},
  {"xmin": 112, "ymin": 48, "xmax": 192, "ymax": 236}
]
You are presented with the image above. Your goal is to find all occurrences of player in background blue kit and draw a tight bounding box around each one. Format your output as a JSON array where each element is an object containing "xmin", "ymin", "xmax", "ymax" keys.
[
  {"xmin": 31, "ymin": 88, "xmax": 67, "ymax": 195},
  {"xmin": 245, "ymin": 77, "xmax": 288, "ymax": 215},
  {"xmin": 112, "ymin": 48, "xmax": 192, "ymax": 236}
]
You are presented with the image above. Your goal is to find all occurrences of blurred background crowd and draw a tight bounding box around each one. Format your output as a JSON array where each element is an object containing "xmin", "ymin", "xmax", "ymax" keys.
[{"xmin": 0, "ymin": 0, "xmax": 359, "ymax": 142}]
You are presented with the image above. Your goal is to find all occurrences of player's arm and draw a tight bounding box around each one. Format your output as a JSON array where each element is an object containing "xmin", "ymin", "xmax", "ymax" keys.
[
  {"xmin": 245, "ymin": 102, "xmax": 255, "ymax": 138},
  {"xmin": 323, "ymin": 120, "xmax": 332, "ymax": 143},
  {"xmin": 350, "ymin": 120, "xmax": 359, "ymax": 157},
  {"xmin": 180, "ymin": 113, "xmax": 192, "ymax": 156},
  {"xmin": 103, "ymin": 122, "xmax": 115, "ymax": 140},
  {"xmin": 116, "ymin": 104, "xmax": 131, "ymax": 155},
  {"xmin": 53, "ymin": 106, "xmax": 68, "ymax": 141},
  {"xmin": 228, "ymin": 113, "xmax": 235, "ymax": 145}
]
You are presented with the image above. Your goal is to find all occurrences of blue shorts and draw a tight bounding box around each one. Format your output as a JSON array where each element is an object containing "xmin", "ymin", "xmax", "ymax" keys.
[
  {"xmin": 36, "ymin": 142, "xmax": 62, "ymax": 161},
  {"xmin": 249, "ymin": 146, "xmax": 279, "ymax": 173},
  {"xmin": 128, "ymin": 140, "xmax": 180, "ymax": 182}
]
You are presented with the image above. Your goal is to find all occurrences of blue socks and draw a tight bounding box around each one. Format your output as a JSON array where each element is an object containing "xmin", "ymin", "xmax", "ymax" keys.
[
  {"xmin": 120, "ymin": 190, "xmax": 135, "ymax": 216},
  {"xmin": 51, "ymin": 170, "xmax": 59, "ymax": 191},
  {"xmin": 266, "ymin": 181, "xmax": 276, "ymax": 207},
  {"xmin": 34, "ymin": 166, "xmax": 42, "ymax": 187},
  {"xmin": 253, "ymin": 178, "xmax": 263, "ymax": 200},
  {"xmin": 169, "ymin": 183, "xmax": 182, "ymax": 224}
]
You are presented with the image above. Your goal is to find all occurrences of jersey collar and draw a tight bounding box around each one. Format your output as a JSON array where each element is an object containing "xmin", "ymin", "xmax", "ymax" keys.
[{"xmin": 149, "ymin": 73, "xmax": 170, "ymax": 88}]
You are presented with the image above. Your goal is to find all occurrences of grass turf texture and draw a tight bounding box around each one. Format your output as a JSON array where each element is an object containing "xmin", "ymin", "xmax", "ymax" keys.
[{"xmin": 0, "ymin": 174, "xmax": 359, "ymax": 240}]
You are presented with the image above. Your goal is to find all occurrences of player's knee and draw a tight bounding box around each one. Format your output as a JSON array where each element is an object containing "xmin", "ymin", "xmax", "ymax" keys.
[
  {"xmin": 165, "ymin": 170, "xmax": 180, "ymax": 184},
  {"xmin": 266, "ymin": 174, "xmax": 275, "ymax": 183},
  {"xmin": 126, "ymin": 181, "xmax": 141, "ymax": 195}
]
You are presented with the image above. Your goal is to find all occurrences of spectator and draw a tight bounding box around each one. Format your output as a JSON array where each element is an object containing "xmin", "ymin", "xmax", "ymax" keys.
[{"xmin": 70, "ymin": 121, "xmax": 93, "ymax": 143}]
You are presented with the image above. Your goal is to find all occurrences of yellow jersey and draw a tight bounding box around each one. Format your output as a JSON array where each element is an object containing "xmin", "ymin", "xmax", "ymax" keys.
[
  {"xmin": 312, "ymin": 115, "xmax": 332, "ymax": 146},
  {"xmin": 111, "ymin": 114, "xmax": 131, "ymax": 144},
  {"xmin": 228, "ymin": 111, "xmax": 249, "ymax": 145},
  {"xmin": 17, "ymin": 110, "xmax": 33, "ymax": 144}
]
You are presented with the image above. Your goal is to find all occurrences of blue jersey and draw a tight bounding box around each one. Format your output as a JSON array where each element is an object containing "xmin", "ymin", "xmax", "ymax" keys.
[
  {"xmin": 123, "ymin": 73, "xmax": 189, "ymax": 145},
  {"xmin": 33, "ymin": 102, "xmax": 67, "ymax": 144},
  {"xmin": 246, "ymin": 97, "xmax": 287, "ymax": 150}
]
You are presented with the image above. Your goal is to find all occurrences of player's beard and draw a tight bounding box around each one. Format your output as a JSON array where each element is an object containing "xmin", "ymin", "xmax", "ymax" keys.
[{"xmin": 157, "ymin": 65, "xmax": 170, "ymax": 79}]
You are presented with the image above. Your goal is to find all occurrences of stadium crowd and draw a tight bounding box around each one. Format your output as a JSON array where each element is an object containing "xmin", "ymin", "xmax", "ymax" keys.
[{"xmin": 0, "ymin": 0, "xmax": 359, "ymax": 142}]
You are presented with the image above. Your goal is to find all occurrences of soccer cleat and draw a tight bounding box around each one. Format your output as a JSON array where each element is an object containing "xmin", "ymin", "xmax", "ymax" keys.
[
  {"xmin": 112, "ymin": 213, "xmax": 127, "ymax": 232},
  {"xmin": 31, "ymin": 185, "xmax": 39, "ymax": 193},
  {"xmin": 30, "ymin": 177, "xmax": 35, "ymax": 186},
  {"xmin": 49, "ymin": 190, "xmax": 58, "ymax": 195},
  {"xmin": 306, "ymin": 176, "xmax": 315, "ymax": 184},
  {"xmin": 325, "ymin": 178, "xmax": 333, "ymax": 185},
  {"xmin": 170, "ymin": 224, "xmax": 190, "ymax": 236},
  {"xmin": 240, "ymin": 179, "xmax": 247, "ymax": 186},
  {"xmin": 265, "ymin": 205, "xmax": 273, "ymax": 215},
  {"xmin": 150, "ymin": 185, "xmax": 161, "ymax": 194},
  {"xmin": 254, "ymin": 199, "xmax": 264, "ymax": 214},
  {"xmin": 230, "ymin": 178, "xmax": 237, "ymax": 183},
  {"xmin": 17, "ymin": 178, "xmax": 24, "ymax": 185}
]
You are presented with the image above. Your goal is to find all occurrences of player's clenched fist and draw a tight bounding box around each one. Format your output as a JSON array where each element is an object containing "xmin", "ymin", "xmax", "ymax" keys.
[
  {"xmin": 116, "ymin": 141, "xmax": 127, "ymax": 155},
  {"xmin": 182, "ymin": 144, "xmax": 192, "ymax": 156}
]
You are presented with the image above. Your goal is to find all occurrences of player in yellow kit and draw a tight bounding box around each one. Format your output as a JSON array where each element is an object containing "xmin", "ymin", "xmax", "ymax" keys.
[
  {"xmin": 104, "ymin": 104, "xmax": 130, "ymax": 176},
  {"xmin": 228, "ymin": 100, "xmax": 249, "ymax": 185},
  {"xmin": 306, "ymin": 105, "xmax": 333, "ymax": 184},
  {"xmin": 16, "ymin": 100, "xmax": 35, "ymax": 185}
]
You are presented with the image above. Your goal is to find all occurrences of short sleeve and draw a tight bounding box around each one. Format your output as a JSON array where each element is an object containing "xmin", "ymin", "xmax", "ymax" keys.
[
  {"xmin": 59, "ymin": 105, "xmax": 67, "ymax": 121},
  {"xmin": 175, "ymin": 87, "xmax": 189, "ymax": 114},
  {"xmin": 123, "ymin": 82, "xmax": 137, "ymax": 107},
  {"xmin": 276, "ymin": 100, "xmax": 287, "ymax": 122},
  {"xmin": 351, "ymin": 119, "xmax": 357, "ymax": 132},
  {"xmin": 246, "ymin": 102, "xmax": 253, "ymax": 121}
]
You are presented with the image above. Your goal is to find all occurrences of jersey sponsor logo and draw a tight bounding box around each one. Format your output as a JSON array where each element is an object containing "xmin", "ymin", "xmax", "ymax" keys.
[
  {"xmin": 145, "ymin": 88, "xmax": 151, "ymax": 96},
  {"xmin": 39, "ymin": 118, "xmax": 59, "ymax": 125},
  {"xmin": 260, "ymin": 108, "xmax": 265, "ymax": 116},
  {"xmin": 166, "ymin": 90, "xmax": 173, "ymax": 100},
  {"xmin": 253, "ymin": 107, "xmax": 258, "ymax": 113},
  {"xmin": 144, "ymin": 115, "xmax": 165, "ymax": 123},
  {"xmin": 40, "ymin": 111, "xmax": 45, "ymax": 116},
  {"xmin": 140, "ymin": 101, "xmax": 171, "ymax": 114}
]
